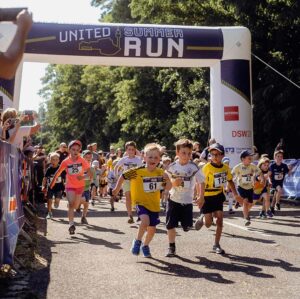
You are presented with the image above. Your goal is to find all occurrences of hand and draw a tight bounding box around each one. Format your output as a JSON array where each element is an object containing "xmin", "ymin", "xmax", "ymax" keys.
[
  {"xmin": 172, "ymin": 177, "xmax": 183, "ymax": 187},
  {"xmin": 195, "ymin": 196, "xmax": 204, "ymax": 208},
  {"xmin": 3, "ymin": 119, "xmax": 11, "ymax": 130},
  {"xmin": 16, "ymin": 10, "xmax": 33, "ymax": 34}
]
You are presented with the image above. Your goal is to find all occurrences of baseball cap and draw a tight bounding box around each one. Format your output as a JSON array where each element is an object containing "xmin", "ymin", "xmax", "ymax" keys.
[
  {"xmin": 92, "ymin": 160, "xmax": 99, "ymax": 167},
  {"xmin": 82, "ymin": 149, "xmax": 91, "ymax": 156},
  {"xmin": 208, "ymin": 143, "xmax": 225, "ymax": 154},
  {"xmin": 240, "ymin": 150, "xmax": 254, "ymax": 160},
  {"xmin": 222, "ymin": 157, "xmax": 230, "ymax": 164},
  {"xmin": 68, "ymin": 140, "xmax": 82, "ymax": 149}
]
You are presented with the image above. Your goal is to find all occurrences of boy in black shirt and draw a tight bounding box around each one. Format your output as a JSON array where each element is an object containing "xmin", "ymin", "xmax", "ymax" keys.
[{"xmin": 42, "ymin": 152, "xmax": 65, "ymax": 219}]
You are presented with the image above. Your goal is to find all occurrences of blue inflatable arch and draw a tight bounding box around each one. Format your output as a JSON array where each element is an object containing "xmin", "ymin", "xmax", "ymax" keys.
[{"xmin": 0, "ymin": 22, "xmax": 253, "ymax": 165}]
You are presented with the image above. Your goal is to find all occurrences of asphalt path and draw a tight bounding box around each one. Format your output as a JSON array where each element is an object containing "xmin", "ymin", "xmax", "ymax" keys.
[{"xmin": 30, "ymin": 197, "xmax": 300, "ymax": 299}]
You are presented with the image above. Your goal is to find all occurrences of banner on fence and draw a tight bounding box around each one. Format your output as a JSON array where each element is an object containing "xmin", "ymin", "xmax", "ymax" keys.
[
  {"xmin": 282, "ymin": 159, "xmax": 300, "ymax": 198},
  {"xmin": 0, "ymin": 140, "xmax": 24, "ymax": 266}
]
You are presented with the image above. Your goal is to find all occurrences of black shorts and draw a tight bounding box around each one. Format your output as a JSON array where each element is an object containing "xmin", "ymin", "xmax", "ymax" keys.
[
  {"xmin": 166, "ymin": 199, "xmax": 193, "ymax": 230},
  {"xmin": 238, "ymin": 186, "xmax": 254, "ymax": 203},
  {"xmin": 47, "ymin": 190, "xmax": 63, "ymax": 200},
  {"xmin": 202, "ymin": 193, "xmax": 225, "ymax": 214}
]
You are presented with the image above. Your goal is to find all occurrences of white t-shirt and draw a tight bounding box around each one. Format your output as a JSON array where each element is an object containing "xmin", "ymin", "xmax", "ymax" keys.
[
  {"xmin": 8, "ymin": 126, "xmax": 31, "ymax": 150},
  {"xmin": 166, "ymin": 161, "xmax": 205, "ymax": 204},
  {"xmin": 114, "ymin": 156, "xmax": 143, "ymax": 176}
]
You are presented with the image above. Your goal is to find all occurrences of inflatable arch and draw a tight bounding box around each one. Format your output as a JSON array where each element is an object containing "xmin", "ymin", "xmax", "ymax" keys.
[{"xmin": 0, "ymin": 22, "xmax": 253, "ymax": 165}]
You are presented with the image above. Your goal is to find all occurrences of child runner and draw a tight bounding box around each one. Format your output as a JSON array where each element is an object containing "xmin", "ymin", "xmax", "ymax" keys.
[
  {"xmin": 253, "ymin": 157, "xmax": 273, "ymax": 218},
  {"xmin": 113, "ymin": 143, "xmax": 171, "ymax": 257},
  {"xmin": 114, "ymin": 141, "xmax": 143, "ymax": 224},
  {"xmin": 42, "ymin": 152, "xmax": 65, "ymax": 219},
  {"xmin": 269, "ymin": 150, "xmax": 290, "ymax": 213},
  {"xmin": 231, "ymin": 150, "xmax": 259, "ymax": 226},
  {"xmin": 222, "ymin": 157, "xmax": 235, "ymax": 214},
  {"xmin": 50, "ymin": 140, "xmax": 92, "ymax": 234},
  {"xmin": 107, "ymin": 162, "xmax": 118, "ymax": 212},
  {"xmin": 195, "ymin": 143, "xmax": 242, "ymax": 254},
  {"xmin": 78, "ymin": 149, "xmax": 95, "ymax": 225},
  {"xmin": 165, "ymin": 139, "xmax": 205, "ymax": 257},
  {"xmin": 91, "ymin": 160, "xmax": 101, "ymax": 206}
]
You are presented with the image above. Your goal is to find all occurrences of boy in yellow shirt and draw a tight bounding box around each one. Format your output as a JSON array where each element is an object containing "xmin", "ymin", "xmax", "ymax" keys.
[{"xmin": 113, "ymin": 143, "xmax": 171, "ymax": 257}]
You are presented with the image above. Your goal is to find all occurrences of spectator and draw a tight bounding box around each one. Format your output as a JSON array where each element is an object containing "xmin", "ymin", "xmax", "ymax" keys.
[
  {"xmin": 0, "ymin": 9, "xmax": 33, "ymax": 79},
  {"xmin": 252, "ymin": 145, "xmax": 260, "ymax": 161},
  {"xmin": 1, "ymin": 108, "xmax": 40, "ymax": 150},
  {"xmin": 106, "ymin": 145, "xmax": 115, "ymax": 160},
  {"xmin": 192, "ymin": 141, "xmax": 202, "ymax": 160},
  {"xmin": 91, "ymin": 142, "xmax": 99, "ymax": 162},
  {"xmin": 56, "ymin": 142, "xmax": 69, "ymax": 164}
]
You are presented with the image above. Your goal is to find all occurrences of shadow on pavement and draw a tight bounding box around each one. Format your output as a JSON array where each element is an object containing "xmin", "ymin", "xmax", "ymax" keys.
[
  {"xmin": 222, "ymin": 232, "xmax": 277, "ymax": 244},
  {"xmin": 140, "ymin": 257, "xmax": 234, "ymax": 284}
]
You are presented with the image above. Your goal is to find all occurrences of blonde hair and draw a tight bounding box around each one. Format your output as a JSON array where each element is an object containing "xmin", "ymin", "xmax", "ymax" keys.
[
  {"xmin": 2, "ymin": 108, "xmax": 17, "ymax": 123},
  {"xmin": 50, "ymin": 152, "xmax": 60, "ymax": 159},
  {"xmin": 144, "ymin": 143, "xmax": 162, "ymax": 155}
]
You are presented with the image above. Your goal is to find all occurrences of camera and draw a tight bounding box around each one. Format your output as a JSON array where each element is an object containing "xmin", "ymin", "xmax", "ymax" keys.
[{"xmin": 0, "ymin": 7, "xmax": 27, "ymax": 22}]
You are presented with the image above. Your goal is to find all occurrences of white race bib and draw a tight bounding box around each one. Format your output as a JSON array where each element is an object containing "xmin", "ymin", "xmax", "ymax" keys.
[
  {"xmin": 213, "ymin": 172, "xmax": 227, "ymax": 188},
  {"xmin": 241, "ymin": 174, "xmax": 252, "ymax": 184},
  {"xmin": 67, "ymin": 163, "xmax": 82, "ymax": 175},
  {"xmin": 143, "ymin": 177, "xmax": 163, "ymax": 193},
  {"xmin": 274, "ymin": 173, "xmax": 283, "ymax": 180}
]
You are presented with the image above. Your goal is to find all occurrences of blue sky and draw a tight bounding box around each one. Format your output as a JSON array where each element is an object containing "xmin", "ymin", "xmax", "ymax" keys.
[{"xmin": 0, "ymin": 0, "xmax": 101, "ymax": 111}]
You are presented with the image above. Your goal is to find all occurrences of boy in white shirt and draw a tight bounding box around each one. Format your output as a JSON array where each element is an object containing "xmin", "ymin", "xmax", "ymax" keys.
[{"xmin": 165, "ymin": 139, "xmax": 205, "ymax": 257}]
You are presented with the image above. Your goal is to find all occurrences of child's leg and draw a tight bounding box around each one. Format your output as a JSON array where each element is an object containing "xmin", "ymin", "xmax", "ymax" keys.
[
  {"xmin": 204, "ymin": 213, "xmax": 213, "ymax": 228},
  {"xmin": 228, "ymin": 193, "xmax": 234, "ymax": 210},
  {"xmin": 213, "ymin": 211, "xmax": 223, "ymax": 245},
  {"xmin": 167, "ymin": 228, "xmax": 176, "ymax": 244},
  {"xmin": 137, "ymin": 214, "xmax": 150, "ymax": 241},
  {"xmin": 82, "ymin": 201, "xmax": 89, "ymax": 218},
  {"xmin": 125, "ymin": 191, "xmax": 133, "ymax": 218},
  {"xmin": 47, "ymin": 198, "xmax": 52, "ymax": 213},
  {"xmin": 144, "ymin": 226, "xmax": 156, "ymax": 246}
]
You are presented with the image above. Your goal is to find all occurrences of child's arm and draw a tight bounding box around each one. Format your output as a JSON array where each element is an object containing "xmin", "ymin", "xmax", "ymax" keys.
[
  {"xmin": 42, "ymin": 177, "xmax": 47, "ymax": 192},
  {"xmin": 195, "ymin": 182, "xmax": 205, "ymax": 208},
  {"xmin": 49, "ymin": 165, "xmax": 65, "ymax": 189},
  {"xmin": 112, "ymin": 175, "xmax": 125, "ymax": 196},
  {"xmin": 228, "ymin": 180, "xmax": 243, "ymax": 205}
]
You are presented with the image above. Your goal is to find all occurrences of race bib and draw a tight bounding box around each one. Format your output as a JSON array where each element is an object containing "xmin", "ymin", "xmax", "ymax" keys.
[
  {"xmin": 67, "ymin": 163, "xmax": 83, "ymax": 175},
  {"xmin": 180, "ymin": 177, "xmax": 191, "ymax": 190},
  {"xmin": 213, "ymin": 172, "xmax": 227, "ymax": 188},
  {"xmin": 125, "ymin": 163, "xmax": 137, "ymax": 170},
  {"xmin": 56, "ymin": 176, "xmax": 62, "ymax": 183},
  {"xmin": 241, "ymin": 174, "xmax": 252, "ymax": 184},
  {"xmin": 274, "ymin": 173, "xmax": 283, "ymax": 180},
  {"xmin": 143, "ymin": 177, "xmax": 163, "ymax": 193}
]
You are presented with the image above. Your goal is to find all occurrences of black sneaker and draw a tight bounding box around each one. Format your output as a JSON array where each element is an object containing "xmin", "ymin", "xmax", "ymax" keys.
[
  {"xmin": 213, "ymin": 244, "xmax": 225, "ymax": 254},
  {"xmin": 81, "ymin": 216, "xmax": 88, "ymax": 225},
  {"xmin": 229, "ymin": 209, "xmax": 235, "ymax": 214},
  {"xmin": 276, "ymin": 203, "xmax": 281, "ymax": 211},
  {"xmin": 128, "ymin": 216, "xmax": 134, "ymax": 224},
  {"xmin": 270, "ymin": 206, "xmax": 275, "ymax": 214},
  {"xmin": 165, "ymin": 246, "xmax": 176, "ymax": 257},
  {"xmin": 110, "ymin": 207, "xmax": 115, "ymax": 212},
  {"xmin": 234, "ymin": 202, "xmax": 240, "ymax": 209},
  {"xmin": 69, "ymin": 225, "xmax": 76, "ymax": 235}
]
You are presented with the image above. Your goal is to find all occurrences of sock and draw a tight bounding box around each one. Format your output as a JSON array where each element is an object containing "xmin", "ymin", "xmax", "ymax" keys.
[
  {"xmin": 169, "ymin": 242, "xmax": 175, "ymax": 248},
  {"xmin": 69, "ymin": 221, "xmax": 74, "ymax": 226}
]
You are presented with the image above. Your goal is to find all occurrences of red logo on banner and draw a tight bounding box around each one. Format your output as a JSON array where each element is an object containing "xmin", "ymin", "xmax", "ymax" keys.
[
  {"xmin": 224, "ymin": 106, "xmax": 239, "ymax": 121},
  {"xmin": 9, "ymin": 197, "xmax": 17, "ymax": 213}
]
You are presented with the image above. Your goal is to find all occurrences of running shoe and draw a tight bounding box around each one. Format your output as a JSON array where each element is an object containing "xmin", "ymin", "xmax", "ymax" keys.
[
  {"xmin": 194, "ymin": 214, "xmax": 204, "ymax": 231},
  {"xmin": 91, "ymin": 199, "xmax": 95, "ymax": 206},
  {"xmin": 81, "ymin": 216, "xmax": 88, "ymax": 225},
  {"xmin": 213, "ymin": 244, "xmax": 225, "ymax": 254},
  {"xmin": 259, "ymin": 211, "xmax": 266, "ymax": 219},
  {"xmin": 270, "ymin": 206, "xmax": 275, "ymax": 214},
  {"xmin": 182, "ymin": 226, "xmax": 190, "ymax": 232},
  {"xmin": 141, "ymin": 245, "xmax": 152, "ymax": 258},
  {"xmin": 165, "ymin": 246, "xmax": 176, "ymax": 257},
  {"xmin": 266, "ymin": 210, "xmax": 274, "ymax": 218},
  {"xmin": 131, "ymin": 239, "xmax": 142, "ymax": 255},
  {"xmin": 228, "ymin": 209, "xmax": 235, "ymax": 214},
  {"xmin": 276, "ymin": 203, "xmax": 281, "ymax": 211},
  {"xmin": 46, "ymin": 212, "xmax": 53, "ymax": 219},
  {"xmin": 110, "ymin": 207, "xmax": 115, "ymax": 212},
  {"xmin": 244, "ymin": 218, "xmax": 251, "ymax": 226},
  {"xmin": 234, "ymin": 202, "xmax": 240, "ymax": 209},
  {"xmin": 69, "ymin": 225, "xmax": 76, "ymax": 235},
  {"xmin": 128, "ymin": 216, "xmax": 134, "ymax": 224},
  {"xmin": 75, "ymin": 208, "xmax": 81, "ymax": 213}
]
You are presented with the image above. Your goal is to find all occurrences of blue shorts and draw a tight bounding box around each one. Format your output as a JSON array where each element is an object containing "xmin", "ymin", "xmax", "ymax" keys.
[
  {"xmin": 166, "ymin": 199, "xmax": 193, "ymax": 230},
  {"xmin": 82, "ymin": 190, "xmax": 91, "ymax": 202},
  {"xmin": 136, "ymin": 205, "xmax": 160, "ymax": 227}
]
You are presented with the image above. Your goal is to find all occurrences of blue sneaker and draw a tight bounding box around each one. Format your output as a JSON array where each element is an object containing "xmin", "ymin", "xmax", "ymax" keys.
[
  {"xmin": 131, "ymin": 239, "xmax": 141, "ymax": 255},
  {"xmin": 142, "ymin": 245, "xmax": 151, "ymax": 258}
]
